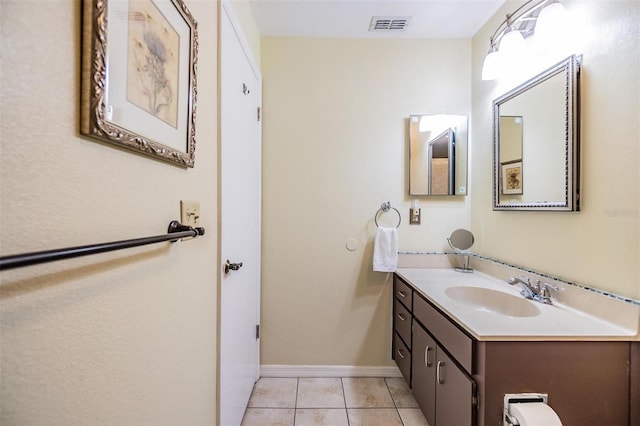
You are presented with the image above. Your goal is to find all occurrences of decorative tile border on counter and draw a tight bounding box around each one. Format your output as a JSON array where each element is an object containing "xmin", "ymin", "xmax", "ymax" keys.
[
  {"xmin": 398, "ymin": 251, "xmax": 640, "ymax": 307},
  {"xmin": 397, "ymin": 252, "xmax": 455, "ymax": 268}
]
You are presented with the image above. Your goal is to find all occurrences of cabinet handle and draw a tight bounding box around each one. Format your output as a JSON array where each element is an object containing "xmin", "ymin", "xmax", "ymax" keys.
[
  {"xmin": 397, "ymin": 290, "xmax": 407, "ymax": 298},
  {"xmin": 424, "ymin": 346, "xmax": 432, "ymax": 367},
  {"xmin": 397, "ymin": 349, "xmax": 406, "ymax": 359},
  {"xmin": 397, "ymin": 313, "xmax": 406, "ymax": 321},
  {"xmin": 437, "ymin": 361, "xmax": 445, "ymax": 384}
]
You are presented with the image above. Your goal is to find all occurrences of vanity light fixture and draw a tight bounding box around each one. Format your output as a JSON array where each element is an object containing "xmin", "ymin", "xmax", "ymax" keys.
[{"xmin": 481, "ymin": 0, "xmax": 570, "ymax": 81}]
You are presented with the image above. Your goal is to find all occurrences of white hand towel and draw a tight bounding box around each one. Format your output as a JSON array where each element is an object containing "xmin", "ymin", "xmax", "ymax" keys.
[{"xmin": 373, "ymin": 226, "xmax": 398, "ymax": 272}]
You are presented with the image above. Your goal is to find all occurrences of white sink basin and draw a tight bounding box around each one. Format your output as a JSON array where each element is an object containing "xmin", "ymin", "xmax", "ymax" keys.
[{"xmin": 445, "ymin": 286, "xmax": 540, "ymax": 317}]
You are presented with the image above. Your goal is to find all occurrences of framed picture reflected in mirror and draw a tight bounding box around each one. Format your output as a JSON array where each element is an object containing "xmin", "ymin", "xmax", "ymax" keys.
[{"xmin": 501, "ymin": 160, "xmax": 523, "ymax": 195}]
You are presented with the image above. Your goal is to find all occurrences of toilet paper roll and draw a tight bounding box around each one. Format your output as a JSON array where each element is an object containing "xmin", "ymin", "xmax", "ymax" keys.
[{"xmin": 510, "ymin": 402, "xmax": 562, "ymax": 426}]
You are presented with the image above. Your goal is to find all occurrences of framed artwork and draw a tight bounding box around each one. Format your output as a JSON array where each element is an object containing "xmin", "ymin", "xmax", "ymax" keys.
[
  {"xmin": 81, "ymin": 0, "xmax": 198, "ymax": 167},
  {"xmin": 501, "ymin": 160, "xmax": 523, "ymax": 195}
]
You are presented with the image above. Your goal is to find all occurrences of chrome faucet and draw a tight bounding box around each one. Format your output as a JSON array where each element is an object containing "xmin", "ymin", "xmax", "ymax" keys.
[
  {"xmin": 508, "ymin": 276, "xmax": 558, "ymax": 304},
  {"xmin": 508, "ymin": 276, "xmax": 537, "ymax": 298},
  {"xmin": 538, "ymin": 282, "xmax": 559, "ymax": 304}
]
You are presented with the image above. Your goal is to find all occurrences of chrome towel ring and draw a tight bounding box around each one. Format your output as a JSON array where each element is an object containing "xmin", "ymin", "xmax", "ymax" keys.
[{"xmin": 375, "ymin": 201, "xmax": 401, "ymax": 228}]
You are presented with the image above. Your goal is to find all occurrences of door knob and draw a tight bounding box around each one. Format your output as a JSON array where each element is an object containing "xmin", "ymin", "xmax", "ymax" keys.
[{"xmin": 224, "ymin": 259, "xmax": 243, "ymax": 274}]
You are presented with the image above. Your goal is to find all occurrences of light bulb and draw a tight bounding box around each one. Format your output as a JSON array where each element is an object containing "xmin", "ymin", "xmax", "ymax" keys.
[
  {"xmin": 499, "ymin": 29, "xmax": 526, "ymax": 56},
  {"xmin": 535, "ymin": 2, "xmax": 569, "ymax": 47},
  {"xmin": 498, "ymin": 29, "xmax": 527, "ymax": 79},
  {"xmin": 481, "ymin": 49, "xmax": 502, "ymax": 80},
  {"xmin": 532, "ymin": 2, "xmax": 573, "ymax": 65}
]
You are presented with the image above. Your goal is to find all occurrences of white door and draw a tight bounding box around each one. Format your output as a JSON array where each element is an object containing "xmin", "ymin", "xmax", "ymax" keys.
[{"xmin": 220, "ymin": 3, "xmax": 261, "ymax": 425}]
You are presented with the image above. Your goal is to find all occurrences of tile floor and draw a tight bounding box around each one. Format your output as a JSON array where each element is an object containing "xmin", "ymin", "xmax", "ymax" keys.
[{"xmin": 241, "ymin": 377, "xmax": 429, "ymax": 426}]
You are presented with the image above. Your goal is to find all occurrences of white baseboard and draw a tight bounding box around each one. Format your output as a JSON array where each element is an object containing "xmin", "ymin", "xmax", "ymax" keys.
[{"xmin": 260, "ymin": 365, "xmax": 402, "ymax": 378}]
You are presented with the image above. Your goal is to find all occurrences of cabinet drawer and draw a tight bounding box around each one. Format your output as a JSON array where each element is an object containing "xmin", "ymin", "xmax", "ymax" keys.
[
  {"xmin": 394, "ymin": 298, "xmax": 412, "ymax": 349},
  {"xmin": 393, "ymin": 332, "xmax": 411, "ymax": 385},
  {"xmin": 414, "ymin": 294, "xmax": 474, "ymax": 374},
  {"xmin": 394, "ymin": 277, "xmax": 413, "ymax": 310}
]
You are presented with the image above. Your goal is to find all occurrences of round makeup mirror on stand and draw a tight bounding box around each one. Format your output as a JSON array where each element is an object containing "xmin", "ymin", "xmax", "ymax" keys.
[{"xmin": 447, "ymin": 229, "xmax": 474, "ymax": 273}]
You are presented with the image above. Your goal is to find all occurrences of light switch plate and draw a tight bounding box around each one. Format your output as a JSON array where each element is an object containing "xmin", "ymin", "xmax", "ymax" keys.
[
  {"xmin": 180, "ymin": 200, "xmax": 200, "ymax": 227},
  {"xmin": 409, "ymin": 208, "xmax": 421, "ymax": 225}
]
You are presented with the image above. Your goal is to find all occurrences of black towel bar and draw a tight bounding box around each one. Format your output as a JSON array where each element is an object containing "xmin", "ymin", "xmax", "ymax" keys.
[{"xmin": 0, "ymin": 221, "xmax": 205, "ymax": 271}]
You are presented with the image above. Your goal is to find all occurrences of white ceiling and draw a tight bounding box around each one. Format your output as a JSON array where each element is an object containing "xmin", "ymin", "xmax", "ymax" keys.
[{"xmin": 247, "ymin": 0, "xmax": 506, "ymax": 39}]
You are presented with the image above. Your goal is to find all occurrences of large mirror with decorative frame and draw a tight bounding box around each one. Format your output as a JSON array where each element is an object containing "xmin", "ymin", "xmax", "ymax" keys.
[{"xmin": 493, "ymin": 55, "xmax": 581, "ymax": 211}]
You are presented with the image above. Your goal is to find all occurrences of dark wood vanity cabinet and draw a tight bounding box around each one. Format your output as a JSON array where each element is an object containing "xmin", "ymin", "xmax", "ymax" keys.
[
  {"xmin": 393, "ymin": 273, "xmax": 636, "ymax": 426},
  {"xmin": 393, "ymin": 275, "xmax": 477, "ymax": 426}
]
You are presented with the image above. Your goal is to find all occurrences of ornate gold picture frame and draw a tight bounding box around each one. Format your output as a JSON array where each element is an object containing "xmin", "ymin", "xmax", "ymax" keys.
[
  {"xmin": 81, "ymin": 0, "xmax": 198, "ymax": 167},
  {"xmin": 501, "ymin": 160, "xmax": 523, "ymax": 195}
]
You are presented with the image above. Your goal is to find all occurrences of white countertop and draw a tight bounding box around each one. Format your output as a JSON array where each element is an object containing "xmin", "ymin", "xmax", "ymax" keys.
[{"xmin": 395, "ymin": 268, "xmax": 639, "ymax": 341}]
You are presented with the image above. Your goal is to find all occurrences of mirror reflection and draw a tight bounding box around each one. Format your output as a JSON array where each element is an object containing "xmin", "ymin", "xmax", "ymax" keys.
[
  {"xmin": 409, "ymin": 114, "xmax": 468, "ymax": 196},
  {"xmin": 499, "ymin": 116, "xmax": 523, "ymax": 195},
  {"xmin": 493, "ymin": 55, "xmax": 581, "ymax": 211}
]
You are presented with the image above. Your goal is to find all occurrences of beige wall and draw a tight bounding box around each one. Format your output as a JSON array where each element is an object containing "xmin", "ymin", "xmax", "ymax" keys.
[
  {"xmin": 0, "ymin": 1, "xmax": 219, "ymax": 424},
  {"xmin": 261, "ymin": 37, "xmax": 472, "ymax": 366},
  {"xmin": 471, "ymin": 0, "xmax": 640, "ymax": 300}
]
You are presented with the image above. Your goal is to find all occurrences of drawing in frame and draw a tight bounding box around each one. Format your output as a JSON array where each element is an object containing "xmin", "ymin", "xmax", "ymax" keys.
[
  {"xmin": 501, "ymin": 160, "xmax": 523, "ymax": 195},
  {"xmin": 81, "ymin": 0, "xmax": 198, "ymax": 167}
]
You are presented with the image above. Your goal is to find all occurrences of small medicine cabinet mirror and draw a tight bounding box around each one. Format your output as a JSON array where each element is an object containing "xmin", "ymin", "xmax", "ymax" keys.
[
  {"xmin": 409, "ymin": 114, "xmax": 468, "ymax": 196},
  {"xmin": 493, "ymin": 55, "xmax": 581, "ymax": 211}
]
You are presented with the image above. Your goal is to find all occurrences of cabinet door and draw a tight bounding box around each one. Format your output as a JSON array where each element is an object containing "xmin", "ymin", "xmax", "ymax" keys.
[
  {"xmin": 435, "ymin": 349, "xmax": 476, "ymax": 426},
  {"xmin": 412, "ymin": 322, "xmax": 436, "ymax": 426}
]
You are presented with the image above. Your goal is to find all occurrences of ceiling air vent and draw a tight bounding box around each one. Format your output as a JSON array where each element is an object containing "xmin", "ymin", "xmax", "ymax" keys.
[{"xmin": 369, "ymin": 16, "xmax": 411, "ymax": 32}]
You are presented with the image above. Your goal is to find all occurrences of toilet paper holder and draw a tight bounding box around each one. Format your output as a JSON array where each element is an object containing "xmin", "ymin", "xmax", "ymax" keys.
[{"xmin": 503, "ymin": 393, "xmax": 548, "ymax": 426}]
